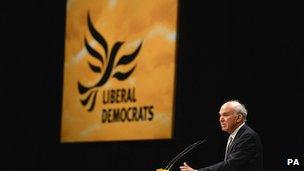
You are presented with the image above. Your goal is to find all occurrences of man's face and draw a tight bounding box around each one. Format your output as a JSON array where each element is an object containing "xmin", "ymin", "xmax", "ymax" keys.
[{"xmin": 219, "ymin": 103, "xmax": 240, "ymax": 134}]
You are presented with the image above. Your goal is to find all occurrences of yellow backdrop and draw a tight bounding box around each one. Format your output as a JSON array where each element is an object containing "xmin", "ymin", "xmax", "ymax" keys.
[{"xmin": 61, "ymin": 0, "xmax": 178, "ymax": 142}]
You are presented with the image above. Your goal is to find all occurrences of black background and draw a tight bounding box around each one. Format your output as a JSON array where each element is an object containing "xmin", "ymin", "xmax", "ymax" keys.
[{"xmin": 2, "ymin": 0, "xmax": 303, "ymax": 170}]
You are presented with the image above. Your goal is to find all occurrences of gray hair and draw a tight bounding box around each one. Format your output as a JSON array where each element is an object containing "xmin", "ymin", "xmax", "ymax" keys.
[{"xmin": 227, "ymin": 100, "xmax": 248, "ymax": 121}]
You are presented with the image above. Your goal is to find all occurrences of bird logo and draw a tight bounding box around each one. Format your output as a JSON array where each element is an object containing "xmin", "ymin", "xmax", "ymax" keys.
[{"xmin": 78, "ymin": 12, "xmax": 143, "ymax": 112}]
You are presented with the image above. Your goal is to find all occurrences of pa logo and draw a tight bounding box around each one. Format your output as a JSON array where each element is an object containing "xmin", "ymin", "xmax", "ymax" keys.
[
  {"xmin": 287, "ymin": 158, "xmax": 300, "ymax": 166},
  {"xmin": 78, "ymin": 12, "xmax": 143, "ymax": 112}
]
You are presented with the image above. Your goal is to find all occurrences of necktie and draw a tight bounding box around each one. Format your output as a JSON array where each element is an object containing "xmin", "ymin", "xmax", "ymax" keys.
[{"xmin": 224, "ymin": 136, "xmax": 233, "ymax": 161}]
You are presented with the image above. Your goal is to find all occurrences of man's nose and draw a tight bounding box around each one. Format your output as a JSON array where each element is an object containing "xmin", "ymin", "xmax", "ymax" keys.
[{"xmin": 219, "ymin": 116, "xmax": 223, "ymax": 122}]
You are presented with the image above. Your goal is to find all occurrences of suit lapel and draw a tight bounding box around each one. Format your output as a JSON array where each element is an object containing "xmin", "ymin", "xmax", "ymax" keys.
[{"xmin": 227, "ymin": 124, "xmax": 247, "ymax": 155}]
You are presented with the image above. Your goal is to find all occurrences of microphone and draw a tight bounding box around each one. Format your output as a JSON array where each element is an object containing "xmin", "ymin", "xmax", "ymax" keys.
[{"xmin": 165, "ymin": 139, "xmax": 207, "ymax": 171}]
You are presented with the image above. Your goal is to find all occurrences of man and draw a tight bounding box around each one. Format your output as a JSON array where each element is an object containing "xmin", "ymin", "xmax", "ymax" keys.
[{"xmin": 180, "ymin": 100, "xmax": 263, "ymax": 171}]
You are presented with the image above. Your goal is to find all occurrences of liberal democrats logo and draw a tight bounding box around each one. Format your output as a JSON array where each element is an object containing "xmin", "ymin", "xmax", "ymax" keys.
[{"xmin": 78, "ymin": 12, "xmax": 143, "ymax": 112}]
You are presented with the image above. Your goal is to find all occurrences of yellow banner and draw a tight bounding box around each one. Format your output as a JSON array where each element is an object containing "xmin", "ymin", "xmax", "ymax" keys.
[{"xmin": 61, "ymin": 0, "xmax": 178, "ymax": 142}]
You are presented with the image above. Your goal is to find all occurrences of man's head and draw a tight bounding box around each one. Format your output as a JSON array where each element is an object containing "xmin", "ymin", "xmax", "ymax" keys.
[{"xmin": 219, "ymin": 100, "xmax": 247, "ymax": 134}]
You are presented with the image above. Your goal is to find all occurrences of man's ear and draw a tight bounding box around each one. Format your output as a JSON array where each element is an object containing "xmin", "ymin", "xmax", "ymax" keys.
[{"xmin": 237, "ymin": 114, "xmax": 243, "ymax": 122}]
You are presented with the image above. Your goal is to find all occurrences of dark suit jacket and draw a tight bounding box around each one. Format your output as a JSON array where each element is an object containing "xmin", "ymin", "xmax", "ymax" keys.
[{"xmin": 198, "ymin": 124, "xmax": 263, "ymax": 171}]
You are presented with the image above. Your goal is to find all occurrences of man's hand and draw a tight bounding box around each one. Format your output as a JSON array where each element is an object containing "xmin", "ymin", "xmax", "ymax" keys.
[{"xmin": 179, "ymin": 162, "xmax": 195, "ymax": 171}]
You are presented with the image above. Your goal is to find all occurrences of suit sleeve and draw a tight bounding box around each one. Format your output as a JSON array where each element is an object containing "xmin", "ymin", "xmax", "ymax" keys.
[{"xmin": 197, "ymin": 133, "xmax": 258, "ymax": 171}]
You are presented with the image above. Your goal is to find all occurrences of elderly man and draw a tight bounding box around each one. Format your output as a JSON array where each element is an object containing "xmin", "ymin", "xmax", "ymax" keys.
[{"xmin": 180, "ymin": 100, "xmax": 263, "ymax": 171}]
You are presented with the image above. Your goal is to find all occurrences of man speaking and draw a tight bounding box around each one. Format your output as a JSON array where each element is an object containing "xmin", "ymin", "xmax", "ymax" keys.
[{"xmin": 180, "ymin": 100, "xmax": 263, "ymax": 171}]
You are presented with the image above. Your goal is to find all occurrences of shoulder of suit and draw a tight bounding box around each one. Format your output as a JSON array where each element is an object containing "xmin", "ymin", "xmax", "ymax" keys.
[
  {"xmin": 241, "ymin": 124, "xmax": 262, "ymax": 142},
  {"xmin": 238, "ymin": 124, "xmax": 258, "ymax": 138}
]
